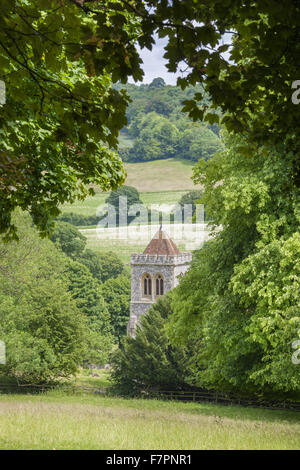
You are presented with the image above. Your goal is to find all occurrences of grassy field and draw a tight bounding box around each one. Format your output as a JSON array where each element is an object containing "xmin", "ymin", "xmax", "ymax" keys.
[
  {"xmin": 60, "ymin": 158, "xmax": 203, "ymax": 263},
  {"xmin": 0, "ymin": 393, "xmax": 299, "ymax": 450},
  {"xmin": 61, "ymin": 190, "xmax": 189, "ymax": 217},
  {"xmin": 124, "ymin": 158, "xmax": 198, "ymax": 192},
  {"xmin": 61, "ymin": 158, "xmax": 200, "ymax": 216}
]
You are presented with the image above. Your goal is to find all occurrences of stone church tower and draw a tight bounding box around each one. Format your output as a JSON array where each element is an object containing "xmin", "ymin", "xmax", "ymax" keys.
[{"xmin": 127, "ymin": 228, "xmax": 192, "ymax": 336}]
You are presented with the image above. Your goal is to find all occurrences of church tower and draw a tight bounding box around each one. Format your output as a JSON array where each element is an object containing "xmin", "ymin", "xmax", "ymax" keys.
[{"xmin": 127, "ymin": 228, "xmax": 192, "ymax": 336}]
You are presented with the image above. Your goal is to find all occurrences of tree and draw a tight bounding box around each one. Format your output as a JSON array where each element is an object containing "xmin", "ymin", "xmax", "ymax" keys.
[
  {"xmin": 50, "ymin": 221, "xmax": 86, "ymax": 258},
  {"xmin": 0, "ymin": 211, "xmax": 87, "ymax": 383},
  {"xmin": 149, "ymin": 77, "xmax": 166, "ymax": 89},
  {"xmin": 105, "ymin": 185, "xmax": 143, "ymax": 225},
  {"xmin": 178, "ymin": 124, "xmax": 223, "ymax": 162},
  {"xmin": 100, "ymin": 274, "xmax": 131, "ymax": 342},
  {"xmin": 0, "ymin": 0, "xmax": 143, "ymax": 239},
  {"xmin": 79, "ymin": 249, "xmax": 125, "ymax": 283},
  {"xmin": 129, "ymin": 112, "xmax": 179, "ymax": 161},
  {"xmin": 2, "ymin": 1, "xmax": 300, "ymax": 238},
  {"xmin": 179, "ymin": 190, "xmax": 203, "ymax": 216},
  {"xmin": 64, "ymin": 260, "xmax": 115, "ymax": 365},
  {"xmin": 169, "ymin": 133, "xmax": 300, "ymax": 398},
  {"xmin": 110, "ymin": 294, "xmax": 188, "ymax": 396}
]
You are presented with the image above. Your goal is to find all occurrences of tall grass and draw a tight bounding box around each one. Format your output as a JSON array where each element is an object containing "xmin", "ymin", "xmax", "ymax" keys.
[{"xmin": 0, "ymin": 394, "xmax": 299, "ymax": 450}]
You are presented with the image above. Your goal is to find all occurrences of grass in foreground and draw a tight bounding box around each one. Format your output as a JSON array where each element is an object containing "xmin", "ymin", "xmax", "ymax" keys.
[{"xmin": 0, "ymin": 393, "xmax": 299, "ymax": 450}]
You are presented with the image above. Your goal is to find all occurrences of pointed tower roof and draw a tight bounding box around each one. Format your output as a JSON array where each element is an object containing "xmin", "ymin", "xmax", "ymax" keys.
[{"xmin": 143, "ymin": 228, "xmax": 181, "ymax": 256}]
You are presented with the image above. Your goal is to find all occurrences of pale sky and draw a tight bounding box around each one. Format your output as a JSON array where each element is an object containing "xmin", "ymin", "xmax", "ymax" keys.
[
  {"xmin": 130, "ymin": 37, "xmax": 182, "ymax": 85},
  {"xmin": 131, "ymin": 34, "xmax": 232, "ymax": 85}
]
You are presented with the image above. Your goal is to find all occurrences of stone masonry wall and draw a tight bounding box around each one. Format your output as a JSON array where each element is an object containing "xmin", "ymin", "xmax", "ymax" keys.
[{"xmin": 129, "ymin": 253, "xmax": 192, "ymax": 327}]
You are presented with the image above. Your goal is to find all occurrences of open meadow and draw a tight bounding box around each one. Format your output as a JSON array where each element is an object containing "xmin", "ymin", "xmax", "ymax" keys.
[
  {"xmin": 0, "ymin": 392, "xmax": 299, "ymax": 450},
  {"xmin": 124, "ymin": 158, "xmax": 199, "ymax": 192},
  {"xmin": 60, "ymin": 158, "xmax": 203, "ymax": 263},
  {"xmin": 61, "ymin": 158, "xmax": 200, "ymax": 216},
  {"xmin": 80, "ymin": 223, "xmax": 211, "ymax": 265}
]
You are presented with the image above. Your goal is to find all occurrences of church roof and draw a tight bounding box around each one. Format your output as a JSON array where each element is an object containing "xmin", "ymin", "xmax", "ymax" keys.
[{"xmin": 143, "ymin": 228, "xmax": 181, "ymax": 256}]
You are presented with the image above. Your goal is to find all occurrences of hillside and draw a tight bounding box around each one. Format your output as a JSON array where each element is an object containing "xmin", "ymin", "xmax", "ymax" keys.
[
  {"xmin": 125, "ymin": 158, "xmax": 198, "ymax": 192},
  {"xmin": 115, "ymin": 79, "xmax": 223, "ymax": 163},
  {"xmin": 60, "ymin": 158, "xmax": 202, "ymax": 264},
  {"xmin": 61, "ymin": 158, "xmax": 200, "ymax": 215}
]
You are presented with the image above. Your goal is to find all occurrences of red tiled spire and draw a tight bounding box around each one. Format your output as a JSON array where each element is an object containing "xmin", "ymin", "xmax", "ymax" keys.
[{"xmin": 143, "ymin": 228, "xmax": 181, "ymax": 256}]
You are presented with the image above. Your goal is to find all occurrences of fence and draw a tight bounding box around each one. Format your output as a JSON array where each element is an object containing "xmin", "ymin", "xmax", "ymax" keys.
[
  {"xmin": 146, "ymin": 389, "xmax": 300, "ymax": 411},
  {"xmin": 0, "ymin": 383, "xmax": 106, "ymax": 395},
  {"xmin": 0, "ymin": 383, "xmax": 299, "ymax": 411}
]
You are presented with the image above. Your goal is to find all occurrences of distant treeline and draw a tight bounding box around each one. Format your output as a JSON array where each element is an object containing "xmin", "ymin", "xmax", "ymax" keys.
[
  {"xmin": 115, "ymin": 78, "xmax": 223, "ymax": 163},
  {"xmin": 56, "ymin": 212, "xmax": 100, "ymax": 227},
  {"xmin": 57, "ymin": 189, "xmax": 205, "ymax": 227}
]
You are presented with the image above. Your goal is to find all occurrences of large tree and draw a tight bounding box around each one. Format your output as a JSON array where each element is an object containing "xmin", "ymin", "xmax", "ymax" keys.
[
  {"xmin": 0, "ymin": 211, "xmax": 87, "ymax": 382},
  {"xmin": 100, "ymin": 274, "xmax": 131, "ymax": 342},
  {"xmin": 169, "ymin": 133, "xmax": 300, "ymax": 398},
  {"xmin": 0, "ymin": 0, "xmax": 142, "ymax": 239},
  {"xmin": 2, "ymin": 0, "xmax": 300, "ymax": 239},
  {"xmin": 110, "ymin": 294, "xmax": 188, "ymax": 395}
]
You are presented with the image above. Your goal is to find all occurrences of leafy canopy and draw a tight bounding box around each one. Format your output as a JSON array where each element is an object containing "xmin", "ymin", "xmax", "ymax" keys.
[
  {"xmin": 0, "ymin": 211, "xmax": 87, "ymax": 383},
  {"xmin": 110, "ymin": 294, "xmax": 188, "ymax": 395},
  {"xmin": 169, "ymin": 134, "xmax": 300, "ymax": 397},
  {"xmin": 2, "ymin": 0, "xmax": 299, "ymax": 238},
  {"xmin": 0, "ymin": 0, "xmax": 144, "ymax": 239}
]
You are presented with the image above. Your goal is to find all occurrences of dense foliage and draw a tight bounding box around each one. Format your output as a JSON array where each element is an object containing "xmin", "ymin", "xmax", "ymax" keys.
[
  {"xmin": 179, "ymin": 190, "xmax": 203, "ymax": 216},
  {"xmin": 0, "ymin": 212, "xmax": 87, "ymax": 382},
  {"xmin": 79, "ymin": 249, "xmax": 124, "ymax": 283},
  {"xmin": 117, "ymin": 81, "xmax": 222, "ymax": 162},
  {"xmin": 56, "ymin": 212, "xmax": 101, "ymax": 227},
  {"xmin": 51, "ymin": 220, "xmax": 129, "ymax": 347},
  {"xmin": 168, "ymin": 133, "xmax": 300, "ymax": 398},
  {"xmin": 1, "ymin": 0, "xmax": 299, "ymax": 399},
  {"xmin": 51, "ymin": 221, "xmax": 86, "ymax": 258},
  {"xmin": 110, "ymin": 294, "xmax": 189, "ymax": 395},
  {"xmin": 0, "ymin": 0, "xmax": 145, "ymax": 239},
  {"xmin": 2, "ymin": 0, "xmax": 300, "ymax": 237},
  {"xmin": 116, "ymin": 0, "xmax": 300, "ymax": 187},
  {"xmin": 101, "ymin": 274, "xmax": 131, "ymax": 343},
  {"xmin": 65, "ymin": 260, "xmax": 114, "ymax": 365},
  {"xmin": 0, "ymin": 211, "xmax": 130, "ymax": 381}
]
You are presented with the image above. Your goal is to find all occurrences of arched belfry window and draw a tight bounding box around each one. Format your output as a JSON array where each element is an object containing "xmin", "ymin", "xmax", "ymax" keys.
[
  {"xmin": 142, "ymin": 274, "xmax": 152, "ymax": 297},
  {"xmin": 155, "ymin": 275, "xmax": 164, "ymax": 296}
]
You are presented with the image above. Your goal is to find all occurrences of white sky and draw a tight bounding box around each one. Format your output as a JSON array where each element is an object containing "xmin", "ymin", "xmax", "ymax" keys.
[
  {"xmin": 129, "ymin": 37, "xmax": 181, "ymax": 85},
  {"xmin": 130, "ymin": 34, "xmax": 232, "ymax": 85}
]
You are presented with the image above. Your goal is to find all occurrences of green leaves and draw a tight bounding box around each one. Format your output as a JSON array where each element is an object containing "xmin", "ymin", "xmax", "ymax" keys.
[
  {"xmin": 110, "ymin": 294, "xmax": 189, "ymax": 395},
  {"xmin": 101, "ymin": 274, "xmax": 131, "ymax": 342},
  {"xmin": 0, "ymin": 211, "xmax": 87, "ymax": 383},
  {"xmin": 171, "ymin": 132, "xmax": 300, "ymax": 397},
  {"xmin": 181, "ymin": 99, "xmax": 204, "ymax": 122},
  {"xmin": 0, "ymin": 0, "xmax": 137, "ymax": 238}
]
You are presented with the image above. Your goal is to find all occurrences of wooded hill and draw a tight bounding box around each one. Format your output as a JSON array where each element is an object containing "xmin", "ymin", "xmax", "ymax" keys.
[{"xmin": 115, "ymin": 78, "xmax": 223, "ymax": 163}]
